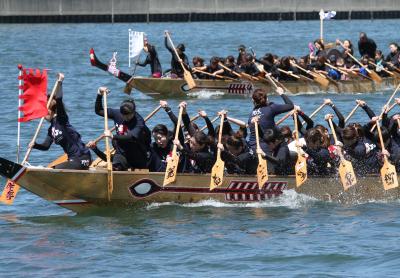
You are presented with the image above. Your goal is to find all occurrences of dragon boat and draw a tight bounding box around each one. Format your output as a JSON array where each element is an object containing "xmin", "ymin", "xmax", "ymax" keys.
[
  {"xmin": 126, "ymin": 75, "xmax": 399, "ymax": 97},
  {"xmin": 1, "ymin": 156, "xmax": 399, "ymax": 213}
]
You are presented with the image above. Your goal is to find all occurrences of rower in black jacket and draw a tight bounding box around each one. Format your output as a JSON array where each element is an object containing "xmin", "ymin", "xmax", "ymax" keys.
[
  {"xmin": 95, "ymin": 87, "xmax": 151, "ymax": 171},
  {"xmin": 164, "ymin": 31, "xmax": 190, "ymax": 78},
  {"xmin": 358, "ymin": 32, "xmax": 377, "ymax": 59},
  {"xmin": 248, "ymin": 87, "xmax": 294, "ymax": 153},
  {"xmin": 30, "ymin": 73, "xmax": 92, "ymax": 170},
  {"xmin": 136, "ymin": 38, "xmax": 163, "ymax": 77}
]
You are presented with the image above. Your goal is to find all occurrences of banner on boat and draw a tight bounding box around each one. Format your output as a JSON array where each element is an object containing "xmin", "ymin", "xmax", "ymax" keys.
[{"xmin": 128, "ymin": 29, "xmax": 145, "ymax": 67}]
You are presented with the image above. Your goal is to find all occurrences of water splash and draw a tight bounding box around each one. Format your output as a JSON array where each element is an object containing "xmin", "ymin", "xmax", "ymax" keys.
[
  {"xmin": 187, "ymin": 90, "xmax": 226, "ymax": 99},
  {"xmin": 146, "ymin": 189, "xmax": 317, "ymax": 210}
]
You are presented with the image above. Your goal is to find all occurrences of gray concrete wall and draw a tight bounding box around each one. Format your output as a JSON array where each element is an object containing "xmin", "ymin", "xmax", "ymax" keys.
[{"xmin": 1, "ymin": 0, "xmax": 400, "ymax": 16}]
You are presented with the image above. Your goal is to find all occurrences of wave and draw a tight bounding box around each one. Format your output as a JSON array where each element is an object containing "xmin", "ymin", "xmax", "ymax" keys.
[{"xmin": 145, "ymin": 189, "xmax": 317, "ymax": 210}]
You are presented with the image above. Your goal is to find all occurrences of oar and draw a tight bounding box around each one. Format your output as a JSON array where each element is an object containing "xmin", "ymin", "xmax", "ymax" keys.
[
  {"xmin": 314, "ymin": 69, "xmax": 340, "ymax": 87},
  {"xmin": 278, "ymin": 68, "xmax": 313, "ymax": 82},
  {"xmin": 0, "ymin": 78, "xmax": 61, "ymax": 205},
  {"xmin": 254, "ymin": 119, "xmax": 268, "ymax": 189},
  {"xmin": 327, "ymin": 118, "xmax": 357, "ymax": 190},
  {"xmin": 292, "ymin": 63, "xmax": 330, "ymax": 89},
  {"xmin": 325, "ymin": 62, "xmax": 351, "ymax": 78},
  {"xmin": 370, "ymin": 84, "xmax": 400, "ymax": 132},
  {"xmin": 368, "ymin": 61, "xmax": 400, "ymax": 79},
  {"xmin": 163, "ymin": 106, "xmax": 184, "ymax": 186},
  {"xmin": 347, "ymin": 53, "xmax": 382, "ymax": 83},
  {"xmin": 293, "ymin": 110, "xmax": 307, "ymax": 187},
  {"xmin": 301, "ymin": 102, "xmax": 326, "ymax": 125},
  {"xmin": 344, "ymin": 104, "xmax": 360, "ymax": 123},
  {"xmin": 165, "ymin": 32, "xmax": 196, "ymax": 89},
  {"xmin": 218, "ymin": 62, "xmax": 258, "ymax": 82},
  {"xmin": 375, "ymin": 119, "xmax": 399, "ymax": 190},
  {"xmin": 199, "ymin": 115, "xmax": 219, "ymax": 132},
  {"xmin": 192, "ymin": 68, "xmax": 237, "ymax": 81},
  {"xmin": 47, "ymin": 105, "xmax": 163, "ymax": 168},
  {"xmin": 276, "ymin": 110, "xmax": 295, "ymax": 126},
  {"xmin": 210, "ymin": 114, "xmax": 225, "ymax": 190},
  {"xmin": 227, "ymin": 116, "xmax": 247, "ymax": 128},
  {"xmin": 102, "ymin": 90, "xmax": 114, "ymax": 201}
]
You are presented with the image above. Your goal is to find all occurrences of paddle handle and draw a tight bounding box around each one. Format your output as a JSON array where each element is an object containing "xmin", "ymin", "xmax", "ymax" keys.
[
  {"xmin": 218, "ymin": 62, "xmax": 242, "ymax": 78},
  {"xmin": 172, "ymin": 106, "xmax": 184, "ymax": 155},
  {"xmin": 293, "ymin": 110, "xmax": 300, "ymax": 142},
  {"xmin": 199, "ymin": 115, "xmax": 219, "ymax": 132},
  {"xmin": 193, "ymin": 68, "xmax": 236, "ymax": 81},
  {"xmin": 345, "ymin": 104, "xmax": 360, "ymax": 123},
  {"xmin": 255, "ymin": 121, "xmax": 262, "ymax": 150},
  {"xmin": 227, "ymin": 116, "xmax": 247, "ymax": 128},
  {"xmin": 102, "ymin": 93, "xmax": 112, "ymax": 171},
  {"xmin": 144, "ymin": 105, "xmax": 162, "ymax": 122},
  {"xmin": 277, "ymin": 68, "xmax": 300, "ymax": 79},
  {"xmin": 369, "ymin": 61, "xmax": 394, "ymax": 76},
  {"xmin": 166, "ymin": 33, "xmax": 185, "ymax": 68},
  {"xmin": 216, "ymin": 114, "xmax": 225, "ymax": 157},
  {"xmin": 301, "ymin": 103, "xmax": 326, "ymax": 126},
  {"xmin": 327, "ymin": 118, "xmax": 339, "ymax": 145},
  {"xmin": 370, "ymin": 84, "xmax": 400, "ymax": 132},
  {"xmin": 375, "ymin": 120, "xmax": 389, "ymax": 163},
  {"xmin": 22, "ymin": 79, "xmax": 61, "ymax": 164},
  {"xmin": 276, "ymin": 110, "xmax": 294, "ymax": 126}
]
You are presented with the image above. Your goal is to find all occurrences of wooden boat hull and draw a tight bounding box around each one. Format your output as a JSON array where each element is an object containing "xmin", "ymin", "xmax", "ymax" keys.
[
  {"xmin": 128, "ymin": 76, "xmax": 399, "ymax": 97},
  {"xmin": 1, "ymin": 157, "xmax": 399, "ymax": 213}
]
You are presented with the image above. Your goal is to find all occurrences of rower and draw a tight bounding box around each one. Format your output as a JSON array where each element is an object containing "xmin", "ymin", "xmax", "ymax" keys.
[
  {"xmin": 238, "ymin": 53, "xmax": 261, "ymax": 77},
  {"xmin": 136, "ymin": 37, "xmax": 163, "ymax": 78},
  {"xmin": 221, "ymin": 55, "xmax": 238, "ymax": 78},
  {"xmin": 95, "ymin": 87, "xmax": 151, "ymax": 171},
  {"xmin": 237, "ymin": 44, "xmax": 247, "ymax": 66},
  {"xmin": 310, "ymin": 39, "xmax": 326, "ymax": 61},
  {"xmin": 194, "ymin": 57, "xmax": 224, "ymax": 80},
  {"xmin": 327, "ymin": 55, "xmax": 341, "ymax": 80},
  {"xmin": 247, "ymin": 87, "xmax": 294, "ymax": 154},
  {"xmin": 30, "ymin": 73, "xmax": 92, "ymax": 170},
  {"xmin": 358, "ymin": 32, "xmax": 377, "ymax": 59},
  {"xmin": 385, "ymin": 42, "xmax": 400, "ymax": 70},
  {"xmin": 192, "ymin": 56, "xmax": 206, "ymax": 79},
  {"xmin": 164, "ymin": 31, "xmax": 190, "ymax": 79}
]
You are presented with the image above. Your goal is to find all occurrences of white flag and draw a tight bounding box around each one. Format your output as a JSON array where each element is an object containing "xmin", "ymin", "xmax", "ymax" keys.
[
  {"xmin": 128, "ymin": 29, "xmax": 144, "ymax": 67},
  {"xmin": 319, "ymin": 10, "xmax": 336, "ymax": 20}
]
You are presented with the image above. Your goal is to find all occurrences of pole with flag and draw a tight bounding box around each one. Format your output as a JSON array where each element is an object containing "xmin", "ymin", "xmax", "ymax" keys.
[
  {"xmin": 1, "ymin": 68, "xmax": 59, "ymax": 205},
  {"xmin": 319, "ymin": 9, "xmax": 336, "ymax": 43},
  {"xmin": 16, "ymin": 65, "xmax": 23, "ymax": 163},
  {"xmin": 128, "ymin": 29, "xmax": 145, "ymax": 75}
]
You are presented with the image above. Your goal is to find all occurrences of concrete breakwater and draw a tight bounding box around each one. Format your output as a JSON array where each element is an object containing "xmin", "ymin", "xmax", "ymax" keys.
[{"xmin": 1, "ymin": 0, "xmax": 400, "ymax": 23}]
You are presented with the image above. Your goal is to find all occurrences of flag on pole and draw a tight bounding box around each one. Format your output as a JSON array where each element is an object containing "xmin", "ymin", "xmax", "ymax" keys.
[
  {"xmin": 128, "ymin": 29, "xmax": 145, "ymax": 68},
  {"xmin": 18, "ymin": 68, "xmax": 48, "ymax": 122},
  {"xmin": 319, "ymin": 10, "xmax": 336, "ymax": 20}
]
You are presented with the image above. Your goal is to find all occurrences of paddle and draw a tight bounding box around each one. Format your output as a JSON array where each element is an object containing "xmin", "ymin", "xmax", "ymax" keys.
[
  {"xmin": 375, "ymin": 119, "xmax": 399, "ymax": 190},
  {"xmin": 276, "ymin": 110, "xmax": 295, "ymax": 126},
  {"xmin": 101, "ymin": 89, "xmax": 114, "ymax": 201},
  {"xmin": 227, "ymin": 116, "xmax": 247, "ymax": 128},
  {"xmin": 218, "ymin": 62, "xmax": 258, "ymax": 82},
  {"xmin": 347, "ymin": 53, "xmax": 382, "ymax": 83},
  {"xmin": 192, "ymin": 68, "xmax": 237, "ymax": 81},
  {"xmin": 165, "ymin": 32, "xmax": 196, "ymax": 89},
  {"xmin": 210, "ymin": 114, "xmax": 226, "ymax": 190},
  {"xmin": 292, "ymin": 63, "xmax": 330, "ymax": 89},
  {"xmin": 47, "ymin": 105, "xmax": 163, "ymax": 168},
  {"xmin": 344, "ymin": 103, "xmax": 360, "ymax": 123},
  {"xmin": 368, "ymin": 61, "xmax": 399, "ymax": 79},
  {"xmin": 327, "ymin": 118, "xmax": 357, "ymax": 190},
  {"xmin": 0, "ymin": 77, "xmax": 61, "ymax": 205},
  {"xmin": 300, "ymin": 102, "xmax": 326, "ymax": 125},
  {"xmin": 278, "ymin": 68, "xmax": 313, "ymax": 82},
  {"xmin": 325, "ymin": 62, "xmax": 352, "ymax": 78},
  {"xmin": 199, "ymin": 115, "xmax": 219, "ymax": 132},
  {"xmin": 163, "ymin": 106, "xmax": 184, "ymax": 186},
  {"xmin": 254, "ymin": 118, "xmax": 268, "ymax": 189},
  {"xmin": 293, "ymin": 111, "xmax": 307, "ymax": 187},
  {"xmin": 370, "ymin": 83, "xmax": 400, "ymax": 132}
]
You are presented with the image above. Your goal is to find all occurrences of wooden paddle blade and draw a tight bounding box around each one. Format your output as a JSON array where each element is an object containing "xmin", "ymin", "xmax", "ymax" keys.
[
  {"xmin": 184, "ymin": 70, "xmax": 196, "ymax": 89},
  {"xmin": 257, "ymin": 158, "xmax": 268, "ymax": 189},
  {"xmin": 339, "ymin": 159, "xmax": 357, "ymax": 191},
  {"xmin": 369, "ymin": 70, "xmax": 383, "ymax": 83},
  {"xmin": 381, "ymin": 160, "xmax": 399, "ymax": 190},
  {"xmin": 210, "ymin": 158, "xmax": 224, "ymax": 191},
  {"xmin": 0, "ymin": 180, "xmax": 20, "ymax": 205},
  {"xmin": 295, "ymin": 155, "xmax": 307, "ymax": 187},
  {"xmin": 47, "ymin": 153, "xmax": 68, "ymax": 168},
  {"xmin": 163, "ymin": 153, "xmax": 180, "ymax": 186},
  {"xmin": 313, "ymin": 74, "xmax": 330, "ymax": 89}
]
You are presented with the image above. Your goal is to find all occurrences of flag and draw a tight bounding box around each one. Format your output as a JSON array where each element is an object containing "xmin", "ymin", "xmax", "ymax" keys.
[
  {"xmin": 320, "ymin": 10, "xmax": 336, "ymax": 20},
  {"xmin": 18, "ymin": 68, "xmax": 48, "ymax": 122},
  {"xmin": 128, "ymin": 29, "xmax": 145, "ymax": 67}
]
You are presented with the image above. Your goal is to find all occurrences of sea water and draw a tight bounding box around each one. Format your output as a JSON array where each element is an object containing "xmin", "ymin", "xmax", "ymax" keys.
[{"xmin": 1, "ymin": 20, "xmax": 400, "ymax": 277}]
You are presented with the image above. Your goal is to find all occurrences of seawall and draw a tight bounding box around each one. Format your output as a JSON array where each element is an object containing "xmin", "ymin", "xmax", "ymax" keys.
[{"xmin": 1, "ymin": 0, "xmax": 400, "ymax": 23}]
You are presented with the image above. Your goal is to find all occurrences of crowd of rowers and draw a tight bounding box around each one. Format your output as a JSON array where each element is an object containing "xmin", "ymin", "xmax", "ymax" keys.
[
  {"xmin": 133, "ymin": 31, "xmax": 400, "ymax": 81},
  {"xmin": 30, "ymin": 73, "xmax": 400, "ymax": 178}
]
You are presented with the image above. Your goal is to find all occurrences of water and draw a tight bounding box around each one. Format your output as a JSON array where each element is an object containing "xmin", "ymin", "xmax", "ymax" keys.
[{"xmin": 1, "ymin": 20, "xmax": 400, "ymax": 276}]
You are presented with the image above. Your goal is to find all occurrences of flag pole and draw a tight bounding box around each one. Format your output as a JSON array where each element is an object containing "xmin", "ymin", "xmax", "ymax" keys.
[
  {"xmin": 320, "ymin": 9, "xmax": 324, "ymax": 43},
  {"xmin": 16, "ymin": 64, "xmax": 23, "ymax": 163}
]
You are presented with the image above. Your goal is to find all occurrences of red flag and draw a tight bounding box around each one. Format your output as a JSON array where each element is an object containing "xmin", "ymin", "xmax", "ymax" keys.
[{"xmin": 18, "ymin": 68, "xmax": 48, "ymax": 122}]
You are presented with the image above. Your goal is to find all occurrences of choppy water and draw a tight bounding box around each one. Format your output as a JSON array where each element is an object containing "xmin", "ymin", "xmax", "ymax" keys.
[{"xmin": 1, "ymin": 20, "xmax": 400, "ymax": 277}]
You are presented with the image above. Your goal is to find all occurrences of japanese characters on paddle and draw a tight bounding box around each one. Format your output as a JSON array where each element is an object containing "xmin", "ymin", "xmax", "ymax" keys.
[{"xmin": 29, "ymin": 73, "xmax": 92, "ymax": 170}]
